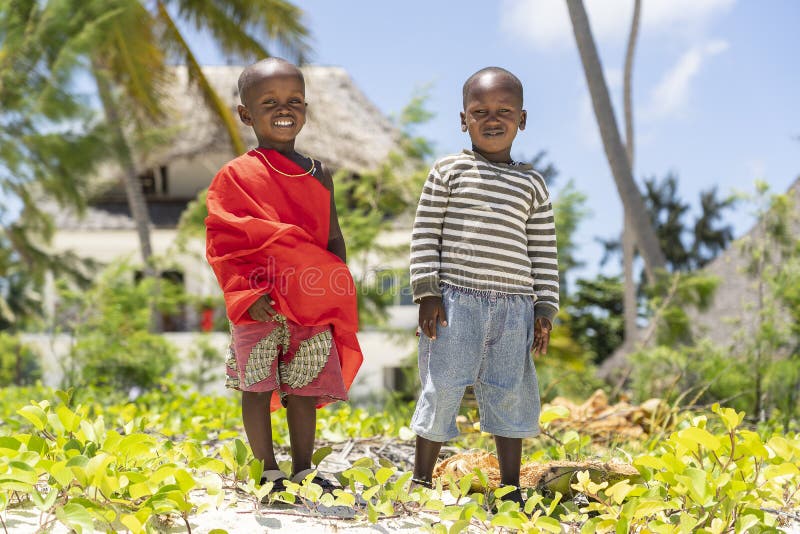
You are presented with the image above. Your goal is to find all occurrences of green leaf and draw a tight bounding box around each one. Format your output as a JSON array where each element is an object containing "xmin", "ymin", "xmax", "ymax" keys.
[
  {"xmin": 56, "ymin": 405, "xmax": 81, "ymax": 434},
  {"xmin": 17, "ymin": 405, "xmax": 47, "ymax": 431},
  {"xmin": 55, "ymin": 502, "xmax": 94, "ymax": 533},
  {"xmin": 440, "ymin": 505, "xmax": 463, "ymax": 521},
  {"xmin": 491, "ymin": 512, "xmax": 525, "ymax": 530},
  {"xmin": 129, "ymin": 481, "xmax": 152, "ymax": 500},
  {"xmin": 448, "ymin": 519, "xmax": 470, "ymax": 534},
  {"xmin": 764, "ymin": 462, "xmax": 800, "ymax": 481},
  {"xmin": 535, "ymin": 516, "xmax": 564, "ymax": 533},
  {"xmin": 0, "ymin": 437, "xmax": 22, "ymax": 454},
  {"xmin": 311, "ymin": 446, "xmax": 333, "ymax": 467},
  {"xmin": 494, "ymin": 485, "xmax": 516, "ymax": 499},
  {"xmin": 539, "ymin": 404, "xmax": 570, "ymax": 424},
  {"xmin": 233, "ymin": 439, "xmax": 248, "ymax": 466},
  {"xmin": 352, "ymin": 457, "xmax": 374, "ymax": 468},
  {"xmin": 605, "ymin": 480, "xmax": 634, "ymax": 504},
  {"xmin": 546, "ymin": 491, "xmax": 562, "ymax": 516},
  {"xmin": 676, "ymin": 427, "xmax": 721, "ymax": 452},
  {"xmin": 120, "ymin": 513, "xmax": 144, "ymax": 533},
  {"xmin": 50, "ymin": 460, "xmax": 74, "ymax": 488},
  {"xmin": 458, "ymin": 473, "xmax": 474, "ymax": 497},
  {"xmin": 362, "ymin": 484, "xmax": 381, "ymax": 500},
  {"xmin": 632, "ymin": 499, "xmax": 672, "ymax": 519},
  {"xmin": 174, "ymin": 468, "xmax": 196, "ymax": 493},
  {"xmin": 367, "ymin": 501, "xmax": 378, "ymax": 523},
  {"xmin": 712, "ymin": 403, "xmax": 744, "ymax": 432},
  {"xmin": 375, "ymin": 466, "xmax": 394, "ymax": 485},
  {"xmin": 473, "ymin": 468, "xmax": 489, "ymax": 488}
]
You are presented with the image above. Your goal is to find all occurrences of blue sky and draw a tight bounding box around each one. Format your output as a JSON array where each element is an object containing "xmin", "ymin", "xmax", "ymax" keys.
[
  {"xmin": 188, "ymin": 0, "xmax": 799, "ymax": 278},
  {"xmin": 9, "ymin": 1, "xmax": 790, "ymax": 280}
]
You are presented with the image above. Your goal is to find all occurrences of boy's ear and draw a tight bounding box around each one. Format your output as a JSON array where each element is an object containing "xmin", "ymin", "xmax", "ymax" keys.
[
  {"xmin": 460, "ymin": 111, "xmax": 467, "ymax": 132},
  {"xmin": 237, "ymin": 105, "xmax": 252, "ymax": 126},
  {"xmin": 519, "ymin": 109, "xmax": 527, "ymax": 131}
]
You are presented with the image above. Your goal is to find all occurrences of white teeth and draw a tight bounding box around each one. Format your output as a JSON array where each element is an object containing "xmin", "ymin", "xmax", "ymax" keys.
[{"xmin": 274, "ymin": 120, "xmax": 293, "ymax": 127}]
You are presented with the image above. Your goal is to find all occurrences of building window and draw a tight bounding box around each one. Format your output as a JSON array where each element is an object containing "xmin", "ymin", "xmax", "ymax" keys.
[
  {"xmin": 139, "ymin": 169, "xmax": 156, "ymax": 195},
  {"xmin": 138, "ymin": 166, "xmax": 169, "ymax": 196}
]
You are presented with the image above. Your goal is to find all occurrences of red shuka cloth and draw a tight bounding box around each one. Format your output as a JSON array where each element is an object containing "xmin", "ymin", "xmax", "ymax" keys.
[{"xmin": 205, "ymin": 149, "xmax": 363, "ymax": 411}]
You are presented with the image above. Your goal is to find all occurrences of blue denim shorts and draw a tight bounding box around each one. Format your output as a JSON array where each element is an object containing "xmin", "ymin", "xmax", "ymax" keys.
[{"xmin": 410, "ymin": 284, "xmax": 541, "ymax": 441}]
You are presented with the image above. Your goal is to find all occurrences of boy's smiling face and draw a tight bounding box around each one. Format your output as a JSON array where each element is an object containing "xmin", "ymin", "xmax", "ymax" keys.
[
  {"xmin": 460, "ymin": 72, "xmax": 526, "ymax": 163},
  {"xmin": 237, "ymin": 63, "xmax": 307, "ymax": 152}
]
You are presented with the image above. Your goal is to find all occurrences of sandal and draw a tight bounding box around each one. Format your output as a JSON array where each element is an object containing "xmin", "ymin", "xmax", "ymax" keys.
[
  {"xmin": 410, "ymin": 477, "xmax": 434, "ymax": 490},
  {"xmin": 259, "ymin": 469, "xmax": 289, "ymax": 503},
  {"xmin": 492, "ymin": 485, "xmax": 529, "ymax": 515}
]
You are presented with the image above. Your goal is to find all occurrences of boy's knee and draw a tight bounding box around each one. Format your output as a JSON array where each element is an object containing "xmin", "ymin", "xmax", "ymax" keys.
[
  {"xmin": 284, "ymin": 394, "xmax": 317, "ymax": 406},
  {"xmin": 242, "ymin": 390, "xmax": 273, "ymax": 400}
]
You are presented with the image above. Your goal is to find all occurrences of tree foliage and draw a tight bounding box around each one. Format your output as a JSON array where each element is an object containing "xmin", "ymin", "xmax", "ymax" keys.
[{"xmin": 600, "ymin": 173, "xmax": 736, "ymax": 273}]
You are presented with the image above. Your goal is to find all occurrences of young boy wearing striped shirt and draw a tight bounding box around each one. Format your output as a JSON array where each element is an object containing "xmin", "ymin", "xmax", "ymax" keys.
[{"xmin": 409, "ymin": 67, "xmax": 559, "ymax": 506}]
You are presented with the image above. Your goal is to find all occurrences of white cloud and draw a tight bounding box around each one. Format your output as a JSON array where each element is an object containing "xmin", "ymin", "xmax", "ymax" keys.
[
  {"xmin": 643, "ymin": 40, "xmax": 729, "ymax": 119},
  {"xmin": 500, "ymin": 0, "xmax": 734, "ymax": 49}
]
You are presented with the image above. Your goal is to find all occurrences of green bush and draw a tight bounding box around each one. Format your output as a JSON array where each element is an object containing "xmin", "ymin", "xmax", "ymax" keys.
[{"xmin": 58, "ymin": 262, "xmax": 177, "ymax": 391}]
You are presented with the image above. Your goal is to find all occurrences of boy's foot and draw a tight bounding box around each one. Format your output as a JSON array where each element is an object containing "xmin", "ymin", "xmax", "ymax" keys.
[
  {"xmin": 291, "ymin": 468, "xmax": 341, "ymax": 494},
  {"xmin": 493, "ymin": 485, "xmax": 528, "ymax": 515},
  {"xmin": 260, "ymin": 469, "xmax": 290, "ymax": 503},
  {"xmin": 410, "ymin": 477, "xmax": 434, "ymax": 490}
]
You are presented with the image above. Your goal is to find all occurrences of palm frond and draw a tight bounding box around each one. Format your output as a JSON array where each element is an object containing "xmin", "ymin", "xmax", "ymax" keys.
[
  {"xmin": 167, "ymin": 0, "xmax": 310, "ymax": 62},
  {"xmin": 156, "ymin": 0, "xmax": 245, "ymax": 154}
]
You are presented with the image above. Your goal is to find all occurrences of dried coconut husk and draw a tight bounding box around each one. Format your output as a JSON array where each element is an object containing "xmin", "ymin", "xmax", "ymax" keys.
[
  {"xmin": 433, "ymin": 450, "xmax": 641, "ymax": 495},
  {"xmin": 545, "ymin": 389, "xmax": 674, "ymax": 443}
]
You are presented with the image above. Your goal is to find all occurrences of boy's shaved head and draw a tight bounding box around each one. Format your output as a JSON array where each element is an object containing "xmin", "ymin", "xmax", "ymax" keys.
[
  {"xmin": 462, "ymin": 67, "xmax": 523, "ymax": 108},
  {"xmin": 238, "ymin": 58, "xmax": 304, "ymax": 107}
]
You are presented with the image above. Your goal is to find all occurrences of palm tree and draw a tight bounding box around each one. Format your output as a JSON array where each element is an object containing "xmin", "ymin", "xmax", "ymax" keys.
[
  {"xmin": 1, "ymin": 0, "xmax": 108, "ymax": 330},
  {"xmin": 565, "ymin": 0, "xmax": 666, "ymax": 280},
  {"xmin": 621, "ymin": 0, "xmax": 642, "ymax": 349}
]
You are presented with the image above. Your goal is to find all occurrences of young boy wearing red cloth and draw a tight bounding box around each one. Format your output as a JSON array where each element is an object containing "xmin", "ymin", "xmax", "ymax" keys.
[{"xmin": 205, "ymin": 58, "xmax": 362, "ymax": 496}]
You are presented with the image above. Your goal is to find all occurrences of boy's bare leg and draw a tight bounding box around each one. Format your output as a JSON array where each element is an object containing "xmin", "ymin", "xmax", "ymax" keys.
[
  {"xmin": 413, "ymin": 436, "xmax": 443, "ymax": 482},
  {"xmin": 242, "ymin": 390, "xmax": 280, "ymax": 471},
  {"xmin": 286, "ymin": 394, "xmax": 317, "ymax": 476},
  {"xmin": 494, "ymin": 435, "xmax": 522, "ymax": 487}
]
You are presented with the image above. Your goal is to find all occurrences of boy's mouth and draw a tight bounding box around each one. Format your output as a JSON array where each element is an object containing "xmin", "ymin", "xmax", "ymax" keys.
[
  {"xmin": 483, "ymin": 129, "xmax": 505, "ymax": 137},
  {"xmin": 273, "ymin": 119, "xmax": 295, "ymax": 128}
]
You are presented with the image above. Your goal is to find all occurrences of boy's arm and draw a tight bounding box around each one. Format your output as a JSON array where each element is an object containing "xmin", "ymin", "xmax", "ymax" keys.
[
  {"xmin": 527, "ymin": 183, "xmax": 560, "ymax": 324},
  {"xmin": 319, "ymin": 161, "xmax": 347, "ymax": 264},
  {"xmin": 410, "ymin": 165, "xmax": 449, "ymax": 302}
]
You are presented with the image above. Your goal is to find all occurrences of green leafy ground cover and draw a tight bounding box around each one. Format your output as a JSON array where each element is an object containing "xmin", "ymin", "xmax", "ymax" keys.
[{"xmin": 0, "ymin": 384, "xmax": 798, "ymax": 533}]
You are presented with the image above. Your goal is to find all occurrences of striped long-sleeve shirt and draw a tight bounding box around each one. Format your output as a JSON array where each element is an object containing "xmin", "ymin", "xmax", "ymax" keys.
[{"xmin": 410, "ymin": 150, "xmax": 560, "ymax": 321}]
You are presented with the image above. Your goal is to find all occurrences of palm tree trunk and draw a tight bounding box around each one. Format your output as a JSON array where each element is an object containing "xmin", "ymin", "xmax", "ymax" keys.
[
  {"xmin": 94, "ymin": 68, "xmax": 154, "ymax": 265},
  {"xmin": 622, "ymin": 0, "xmax": 642, "ymax": 347},
  {"xmin": 566, "ymin": 0, "xmax": 666, "ymax": 280},
  {"xmin": 93, "ymin": 64, "xmax": 161, "ymax": 332}
]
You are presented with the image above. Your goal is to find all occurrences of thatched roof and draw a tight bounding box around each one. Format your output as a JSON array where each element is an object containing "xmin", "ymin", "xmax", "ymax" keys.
[
  {"xmin": 686, "ymin": 177, "xmax": 800, "ymax": 347},
  {"xmin": 151, "ymin": 64, "xmax": 400, "ymax": 173},
  {"xmin": 51, "ymin": 65, "xmax": 402, "ymax": 231}
]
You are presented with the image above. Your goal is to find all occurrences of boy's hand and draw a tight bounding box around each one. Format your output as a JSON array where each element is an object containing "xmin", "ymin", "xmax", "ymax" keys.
[
  {"xmin": 418, "ymin": 296, "xmax": 447, "ymax": 339},
  {"xmin": 248, "ymin": 295, "xmax": 277, "ymax": 322},
  {"xmin": 533, "ymin": 317, "xmax": 552, "ymax": 357}
]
